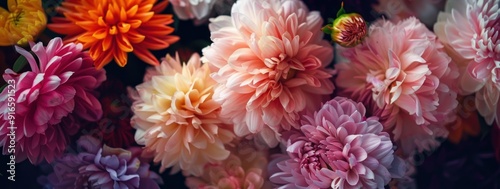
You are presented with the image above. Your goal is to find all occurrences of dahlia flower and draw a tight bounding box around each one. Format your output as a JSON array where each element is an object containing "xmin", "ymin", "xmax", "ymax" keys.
[
  {"xmin": 0, "ymin": 0, "xmax": 46, "ymax": 46},
  {"xmin": 185, "ymin": 139, "xmax": 270, "ymax": 189},
  {"xmin": 269, "ymin": 97, "xmax": 405, "ymax": 189},
  {"xmin": 445, "ymin": 95, "xmax": 480, "ymax": 144},
  {"xmin": 0, "ymin": 37, "xmax": 106, "ymax": 164},
  {"xmin": 129, "ymin": 53, "xmax": 234, "ymax": 176},
  {"xmin": 335, "ymin": 17, "xmax": 459, "ymax": 156},
  {"xmin": 372, "ymin": 0, "xmax": 414, "ymax": 22},
  {"xmin": 322, "ymin": 2, "xmax": 368, "ymax": 48},
  {"xmin": 82, "ymin": 78, "xmax": 136, "ymax": 148},
  {"xmin": 203, "ymin": 0, "xmax": 335, "ymax": 147},
  {"xmin": 373, "ymin": 0, "xmax": 445, "ymax": 27},
  {"xmin": 48, "ymin": 0, "xmax": 179, "ymax": 69},
  {"xmin": 170, "ymin": 0, "xmax": 217, "ymax": 20},
  {"xmin": 41, "ymin": 135, "xmax": 163, "ymax": 189},
  {"xmin": 434, "ymin": 0, "xmax": 500, "ymax": 125}
]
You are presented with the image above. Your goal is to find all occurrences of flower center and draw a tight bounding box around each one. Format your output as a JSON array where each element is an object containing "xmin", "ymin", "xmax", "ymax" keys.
[
  {"xmin": 8, "ymin": 9, "xmax": 23, "ymax": 25},
  {"xmin": 299, "ymin": 142, "xmax": 325, "ymax": 170}
]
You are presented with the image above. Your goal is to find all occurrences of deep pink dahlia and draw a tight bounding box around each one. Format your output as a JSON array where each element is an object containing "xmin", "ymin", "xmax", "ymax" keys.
[
  {"xmin": 434, "ymin": 0, "xmax": 500, "ymax": 125},
  {"xmin": 335, "ymin": 17, "xmax": 459, "ymax": 155},
  {"xmin": 203, "ymin": 0, "xmax": 335, "ymax": 147},
  {"xmin": 269, "ymin": 97, "xmax": 405, "ymax": 189},
  {"xmin": 0, "ymin": 37, "xmax": 106, "ymax": 164}
]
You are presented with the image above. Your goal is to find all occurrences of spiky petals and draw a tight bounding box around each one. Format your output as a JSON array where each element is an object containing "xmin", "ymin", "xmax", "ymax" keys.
[
  {"xmin": 129, "ymin": 53, "xmax": 234, "ymax": 176},
  {"xmin": 434, "ymin": 0, "xmax": 500, "ymax": 125},
  {"xmin": 203, "ymin": 0, "xmax": 335, "ymax": 147},
  {"xmin": 331, "ymin": 13, "xmax": 368, "ymax": 47},
  {"xmin": 0, "ymin": 0, "xmax": 47, "ymax": 46},
  {"xmin": 48, "ymin": 0, "xmax": 179, "ymax": 69},
  {"xmin": 269, "ymin": 97, "xmax": 405, "ymax": 189},
  {"xmin": 0, "ymin": 38, "xmax": 106, "ymax": 164},
  {"xmin": 335, "ymin": 17, "xmax": 459, "ymax": 156}
]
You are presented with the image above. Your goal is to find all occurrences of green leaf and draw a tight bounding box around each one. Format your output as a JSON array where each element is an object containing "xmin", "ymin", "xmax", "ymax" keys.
[
  {"xmin": 321, "ymin": 25, "xmax": 333, "ymax": 35},
  {"xmin": 13, "ymin": 55, "xmax": 28, "ymax": 72},
  {"xmin": 336, "ymin": 2, "xmax": 346, "ymax": 17},
  {"xmin": 0, "ymin": 83, "xmax": 6, "ymax": 93}
]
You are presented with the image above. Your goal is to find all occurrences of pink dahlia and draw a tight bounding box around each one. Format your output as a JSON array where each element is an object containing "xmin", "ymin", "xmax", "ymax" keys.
[
  {"xmin": 185, "ymin": 139, "xmax": 271, "ymax": 189},
  {"xmin": 0, "ymin": 37, "xmax": 106, "ymax": 164},
  {"xmin": 203, "ymin": 0, "xmax": 335, "ymax": 147},
  {"xmin": 269, "ymin": 97, "xmax": 405, "ymax": 189},
  {"xmin": 434, "ymin": 0, "xmax": 500, "ymax": 125},
  {"xmin": 129, "ymin": 53, "xmax": 234, "ymax": 176},
  {"xmin": 335, "ymin": 17, "xmax": 459, "ymax": 155}
]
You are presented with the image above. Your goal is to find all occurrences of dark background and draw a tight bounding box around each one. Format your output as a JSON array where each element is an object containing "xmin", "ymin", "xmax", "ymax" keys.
[{"xmin": 1, "ymin": 0, "xmax": 499, "ymax": 188}]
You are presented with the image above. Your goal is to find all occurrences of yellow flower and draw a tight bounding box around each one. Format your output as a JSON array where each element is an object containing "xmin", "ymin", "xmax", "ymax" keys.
[{"xmin": 0, "ymin": 0, "xmax": 47, "ymax": 46}]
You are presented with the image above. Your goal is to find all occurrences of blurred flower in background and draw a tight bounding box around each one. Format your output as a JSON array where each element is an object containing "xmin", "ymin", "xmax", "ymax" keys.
[
  {"xmin": 0, "ymin": 38, "xmax": 106, "ymax": 164},
  {"xmin": 170, "ymin": 0, "xmax": 217, "ymax": 20},
  {"xmin": 0, "ymin": 0, "xmax": 46, "ymax": 46},
  {"xmin": 185, "ymin": 139, "xmax": 271, "ymax": 189},
  {"xmin": 48, "ymin": 0, "xmax": 179, "ymax": 69},
  {"xmin": 82, "ymin": 78, "xmax": 136, "ymax": 149}
]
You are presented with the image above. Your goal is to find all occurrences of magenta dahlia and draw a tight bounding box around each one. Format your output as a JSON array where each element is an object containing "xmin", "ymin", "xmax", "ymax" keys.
[{"xmin": 0, "ymin": 37, "xmax": 106, "ymax": 164}]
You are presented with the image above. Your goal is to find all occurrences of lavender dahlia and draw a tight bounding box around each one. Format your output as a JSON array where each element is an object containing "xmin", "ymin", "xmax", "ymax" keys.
[
  {"xmin": 40, "ymin": 135, "xmax": 162, "ymax": 189},
  {"xmin": 269, "ymin": 97, "xmax": 405, "ymax": 189}
]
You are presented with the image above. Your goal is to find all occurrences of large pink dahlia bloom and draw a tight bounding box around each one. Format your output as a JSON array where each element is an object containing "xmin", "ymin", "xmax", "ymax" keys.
[
  {"xmin": 129, "ymin": 53, "xmax": 234, "ymax": 176},
  {"xmin": 335, "ymin": 17, "xmax": 459, "ymax": 155},
  {"xmin": 434, "ymin": 0, "xmax": 500, "ymax": 125},
  {"xmin": 203, "ymin": 0, "xmax": 335, "ymax": 147},
  {"xmin": 269, "ymin": 97, "xmax": 405, "ymax": 189},
  {"xmin": 0, "ymin": 37, "xmax": 106, "ymax": 164}
]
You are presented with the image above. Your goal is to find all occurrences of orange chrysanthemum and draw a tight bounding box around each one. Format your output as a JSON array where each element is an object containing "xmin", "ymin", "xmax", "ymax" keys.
[{"xmin": 48, "ymin": 0, "xmax": 179, "ymax": 69}]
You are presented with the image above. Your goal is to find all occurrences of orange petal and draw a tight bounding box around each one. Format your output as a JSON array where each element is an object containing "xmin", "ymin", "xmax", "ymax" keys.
[
  {"xmin": 446, "ymin": 119, "xmax": 464, "ymax": 144},
  {"xmin": 126, "ymin": 30, "xmax": 145, "ymax": 43},
  {"xmin": 101, "ymin": 35, "xmax": 113, "ymax": 51},
  {"xmin": 92, "ymin": 28, "xmax": 108, "ymax": 39},
  {"xmin": 116, "ymin": 34, "xmax": 133, "ymax": 52},
  {"xmin": 152, "ymin": 0, "xmax": 168, "ymax": 14},
  {"xmin": 133, "ymin": 47, "xmax": 159, "ymax": 66},
  {"xmin": 113, "ymin": 50, "xmax": 128, "ymax": 67}
]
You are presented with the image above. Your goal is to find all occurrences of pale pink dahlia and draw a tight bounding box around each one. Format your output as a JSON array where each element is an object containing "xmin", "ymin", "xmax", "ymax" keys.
[
  {"xmin": 269, "ymin": 97, "xmax": 405, "ymax": 189},
  {"xmin": 185, "ymin": 139, "xmax": 270, "ymax": 189},
  {"xmin": 0, "ymin": 37, "xmax": 106, "ymax": 164},
  {"xmin": 335, "ymin": 17, "xmax": 459, "ymax": 155},
  {"xmin": 129, "ymin": 53, "xmax": 234, "ymax": 176},
  {"xmin": 203, "ymin": 0, "xmax": 335, "ymax": 147},
  {"xmin": 434, "ymin": 0, "xmax": 500, "ymax": 125}
]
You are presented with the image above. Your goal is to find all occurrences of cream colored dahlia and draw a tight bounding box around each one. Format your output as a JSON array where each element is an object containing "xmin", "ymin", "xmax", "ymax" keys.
[{"xmin": 129, "ymin": 53, "xmax": 234, "ymax": 176}]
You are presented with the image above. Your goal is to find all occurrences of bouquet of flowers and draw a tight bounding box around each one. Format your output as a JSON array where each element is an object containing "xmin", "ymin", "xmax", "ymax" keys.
[{"xmin": 1, "ymin": 0, "xmax": 499, "ymax": 188}]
